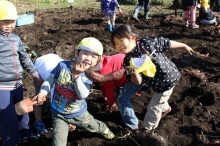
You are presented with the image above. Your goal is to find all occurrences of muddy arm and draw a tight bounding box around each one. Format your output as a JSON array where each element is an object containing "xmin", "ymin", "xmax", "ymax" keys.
[{"xmin": 85, "ymin": 69, "xmax": 126, "ymax": 83}]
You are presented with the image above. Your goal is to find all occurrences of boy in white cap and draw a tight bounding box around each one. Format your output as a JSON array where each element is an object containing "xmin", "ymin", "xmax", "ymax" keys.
[
  {"xmin": 0, "ymin": 1, "xmax": 43, "ymax": 145},
  {"xmin": 33, "ymin": 37, "xmax": 115, "ymax": 146}
]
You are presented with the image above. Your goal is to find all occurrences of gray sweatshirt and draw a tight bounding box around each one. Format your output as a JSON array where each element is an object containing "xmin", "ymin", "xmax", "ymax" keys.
[{"xmin": 0, "ymin": 31, "xmax": 38, "ymax": 90}]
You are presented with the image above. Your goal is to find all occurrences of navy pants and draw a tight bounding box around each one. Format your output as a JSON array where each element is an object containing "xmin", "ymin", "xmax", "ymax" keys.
[{"xmin": 0, "ymin": 85, "xmax": 31, "ymax": 146}]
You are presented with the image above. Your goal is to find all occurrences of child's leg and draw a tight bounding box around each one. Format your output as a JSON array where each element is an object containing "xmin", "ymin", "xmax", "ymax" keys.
[
  {"xmin": 52, "ymin": 113, "xmax": 69, "ymax": 146},
  {"xmin": 183, "ymin": 9, "xmax": 190, "ymax": 25},
  {"xmin": 71, "ymin": 111, "xmax": 108, "ymax": 133},
  {"xmin": 189, "ymin": 6, "xmax": 197, "ymax": 25},
  {"xmin": 70, "ymin": 111, "xmax": 115, "ymax": 139},
  {"xmin": 0, "ymin": 90, "xmax": 20, "ymax": 146},
  {"xmin": 117, "ymin": 82, "xmax": 143, "ymax": 130},
  {"xmin": 143, "ymin": 87, "xmax": 174, "ymax": 130}
]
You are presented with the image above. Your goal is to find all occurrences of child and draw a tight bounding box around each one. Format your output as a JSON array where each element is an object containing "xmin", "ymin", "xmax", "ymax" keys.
[
  {"xmin": 85, "ymin": 54, "xmax": 143, "ymax": 131},
  {"xmin": 0, "ymin": 1, "xmax": 43, "ymax": 145},
  {"xmin": 33, "ymin": 37, "xmax": 115, "ymax": 146},
  {"xmin": 198, "ymin": 0, "xmax": 217, "ymax": 25},
  {"xmin": 99, "ymin": 54, "xmax": 128, "ymax": 113},
  {"xmin": 33, "ymin": 54, "xmax": 63, "ymax": 134},
  {"xmin": 110, "ymin": 25, "xmax": 194, "ymax": 131},
  {"xmin": 183, "ymin": 0, "xmax": 200, "ymax": 28},
  {"xmin": 101, "ymin": 0, "xmax": 122, "ymax": 32},
  {"xmin": 133, "ymin": 0, "xmax": 151, "ymax": 21}
]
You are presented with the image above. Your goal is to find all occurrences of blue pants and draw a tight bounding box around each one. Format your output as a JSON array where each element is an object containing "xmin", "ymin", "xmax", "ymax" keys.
[
  {"xmin": 117, "ymin": 82, "xmax": 143, "ymax": 130},
  {"xmin": 0, "ymin": 86, "xmax": 31, "ymax": 146},
  {"xmin": 136, "ymin": 0, "xmax": 150, "ymax": 15}
]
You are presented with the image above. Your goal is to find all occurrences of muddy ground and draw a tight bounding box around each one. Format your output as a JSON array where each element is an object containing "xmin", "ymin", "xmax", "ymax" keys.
[{"xmin": 4, "ymin": 5, "xmax": 220, "ymax": 146}]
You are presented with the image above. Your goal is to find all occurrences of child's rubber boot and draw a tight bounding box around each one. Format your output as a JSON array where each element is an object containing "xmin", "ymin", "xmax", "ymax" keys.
[
  {"xmin": 133, "ymin": 8, "xmax": 139, "ymax": 21},
  {"xmin": 144, "ymin": 14, "xmax": 152, "ymax": 20},
  {"xmin": 112, "ymin": 25, "xmax": 116, "ymax": 31},
  {"xmin": 108, "ymin": 24, "xmax": 112, "ymax": 32},
  {"xmin": 101, "ymin": 128, "xmax": 115, "ymax": 139},
  {"xmin": 34, "ymin": 120, "xmax": 48, "ymax": 135}
]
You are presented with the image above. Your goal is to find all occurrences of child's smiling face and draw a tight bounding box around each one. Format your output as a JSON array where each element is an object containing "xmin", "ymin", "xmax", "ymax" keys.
[
  {"xmin": 113, "ymin": 34, "xmax": 136, "ymax": 54},
  {"xmin": 77, "ymin": 50, "xmax": 99, "ymax": 69},
  {"xmin": 0, "ymin": 20, "xmax": 16, "ymax": 32}
]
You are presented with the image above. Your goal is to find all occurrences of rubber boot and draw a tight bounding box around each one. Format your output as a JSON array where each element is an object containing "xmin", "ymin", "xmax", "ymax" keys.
[
  {"xmin": 144, "ymin": 14, "xmax": 151, "ymax": 20},
  {"xmin": 144, "ymin": 14, "xmax": 152, "ymax": 20},
  {"xmin": 133, "ymin": 8, "xmax": 139, "ymax": 21},
  {"xmin": 112, "ymin": 25, "xmax": 116, "ymax": 30},
  {"xmin": 108, "ymin": 24, "xmax": 112, "ymax": 32}
]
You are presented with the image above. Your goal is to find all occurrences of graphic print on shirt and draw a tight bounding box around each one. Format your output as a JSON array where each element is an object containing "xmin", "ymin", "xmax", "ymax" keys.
[{"xmin": 51, "ymin": 68, "xmax": 84, "ymax": 115}]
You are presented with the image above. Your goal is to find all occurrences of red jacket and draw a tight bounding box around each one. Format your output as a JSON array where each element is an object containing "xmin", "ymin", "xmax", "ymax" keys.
[{"xmin": 99, "ymin": 54, "xmax": 128, "ymax": 105}]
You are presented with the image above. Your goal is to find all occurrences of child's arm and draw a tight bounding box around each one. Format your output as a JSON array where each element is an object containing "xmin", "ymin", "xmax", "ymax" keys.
[
  {"xmin": 72, "ymin": 63, "xmax": 91, "ymax": 98},
  {"xmin": 170, "ymin": 40, "xmax": 194, "ymax": 55},
  {"xmin": 125, "ymin": 66, "xmax": 142, "ymax": 85},
  {"xmin": 85, "ymin": 69, "xmax": 125, "ymax": 83},
  {"xmin": 33, "ymin": 75, "xmax": 56, "ymax": 104}
]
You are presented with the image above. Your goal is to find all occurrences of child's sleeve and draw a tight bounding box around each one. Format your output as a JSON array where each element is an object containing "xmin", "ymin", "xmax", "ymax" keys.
[
  {"xmin": 139, "ymin": 36, "xmax": 171, "ymax": 53},
  {"xmin": 18, "ymin": 40, "xmax": 38, "ymax": 78},
  {"xmin": 74, "ymin": 73, "xmax": 91, "ymax": 98}
]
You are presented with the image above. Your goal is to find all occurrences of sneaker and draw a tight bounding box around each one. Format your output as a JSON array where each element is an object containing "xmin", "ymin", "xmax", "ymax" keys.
[
  {"xmin": 185, "ymin": 23, "xmax": 189, "ymax": 27},
  {"xmin": 34, "ymin": 120, "xmax": 48, "ymax": 134},
  {"xmin": 161, "ymin": 106, "xmax": 172, "ymax": 119},
  {"xmin": 101, "ymin": 128, "xmax": 115, "ymax": 139},
  {"xmin": 190, "ymin": 24, "xmax": 199, "ymax": 28}
]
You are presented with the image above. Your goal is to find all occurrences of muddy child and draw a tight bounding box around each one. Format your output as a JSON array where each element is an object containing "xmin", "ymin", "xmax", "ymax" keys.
[
  {"xmin": 0, "ymin": 1, "xmax": 43, "ymax": 145},
  {"xmin": 33, "ymin": 37, "xmax": 115, "ymax": 146},
  {"xmin": 101, "ymin": 0, "xmax": 122, "ymax": 32}
]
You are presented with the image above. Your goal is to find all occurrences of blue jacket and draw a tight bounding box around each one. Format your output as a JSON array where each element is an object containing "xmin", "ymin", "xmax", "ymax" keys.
[
  {"xmin": 0, "ymin": 31, "xmax": 38, "ymax": 90},
  {"xmin": 101, "ymin": 0, "xmax": 120, "ymax": 14}
]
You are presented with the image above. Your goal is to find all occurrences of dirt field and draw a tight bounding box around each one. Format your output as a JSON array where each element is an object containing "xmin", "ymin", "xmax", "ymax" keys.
[{"xmin": 8, "ymin": 5, "xmax": 220, "ymax": 146}]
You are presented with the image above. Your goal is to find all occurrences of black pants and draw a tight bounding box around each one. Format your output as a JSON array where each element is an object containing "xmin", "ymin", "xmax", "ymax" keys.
[{"xmin": 210, "ymin": 0, "xmax": 220, "ymax": 11}]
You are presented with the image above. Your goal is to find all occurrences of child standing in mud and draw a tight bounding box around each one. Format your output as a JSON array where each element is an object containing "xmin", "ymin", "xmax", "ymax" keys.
[
  {"xmin": 183, "ymin": 0, "xmax": 200, "ymax": 28},
  {"xmin": 33, "ymin": 37, "xmax": 115, "ymax": 146},
  {"xmin": 0, "ymin": 1, "xmax": 43, "ymax": 145},
  {"xmin": 101, "ymin": 0, "xmax": 122, "ymax": 32},
  {"xmin": 85, "ymin": 25, "xmax": 194, "ymax": 133}
]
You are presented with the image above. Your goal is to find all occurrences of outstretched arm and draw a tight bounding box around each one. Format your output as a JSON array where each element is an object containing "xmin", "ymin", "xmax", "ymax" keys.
[
  {"xmin": 170, "ymin": 40, "xmax": 194, "ymax": 55},
  {"xmin": 85, "ymin": 69, "xmax": 125, "ymax": 83}
]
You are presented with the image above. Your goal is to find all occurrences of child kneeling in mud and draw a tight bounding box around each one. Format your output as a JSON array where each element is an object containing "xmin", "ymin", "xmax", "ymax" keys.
[{"xmin": 33, "ymin": 37, "xmax": 115, "ymax": 146}]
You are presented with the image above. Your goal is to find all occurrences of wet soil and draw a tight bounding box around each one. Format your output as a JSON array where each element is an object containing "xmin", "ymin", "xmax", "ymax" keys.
[{"xmin": 9, "ymin": 6, "xmax": 220, "ymax": 146}]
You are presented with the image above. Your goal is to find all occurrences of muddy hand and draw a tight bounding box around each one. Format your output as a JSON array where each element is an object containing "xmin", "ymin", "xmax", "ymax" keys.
[
  {"xmin": 32, "ymin": 91, "xmax": 46, "ymax": 105},
  {"xmin": 125, "ymin": 66, "xmax": 137, "ymax": 75},
  {"xmin": 69, "ymin": 124, "xmax": 76, "ymax": 132}
]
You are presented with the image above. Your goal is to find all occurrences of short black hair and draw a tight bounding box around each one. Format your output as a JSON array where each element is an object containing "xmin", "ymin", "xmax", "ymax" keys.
[{"xmin": 110, "ymin": 25, "xmax": 138, "ymax": 48}]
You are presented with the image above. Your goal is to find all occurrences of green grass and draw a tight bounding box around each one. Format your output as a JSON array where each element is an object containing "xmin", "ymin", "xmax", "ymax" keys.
[{"xmin": 9, "ymin": 0, "xmax": 173, "ymax": 15}]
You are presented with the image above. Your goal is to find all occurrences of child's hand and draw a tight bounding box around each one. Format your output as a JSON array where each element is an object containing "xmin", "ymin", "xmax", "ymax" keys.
[
  {"xmin": 32, "ymin": 91, "xmax": 46, "ymax": 105},
  {"xmin": 125, "ymin": 66, "xmax": 138, "ymax": 75},
  {"xmin": 184, "ymin": 45, "xmax": 194, "ymax": 55},
  {"xmin": 69, "ymin": 124, "xmax": 76, "ymax": 132},
  {"xmin": 72, "ymin": 63, "xmax": 87, "ymax": 79}
]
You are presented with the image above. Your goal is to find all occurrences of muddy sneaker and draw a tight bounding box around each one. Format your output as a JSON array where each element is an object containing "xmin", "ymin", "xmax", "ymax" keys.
[
  {"xmin": 161, "ymin": 106, "xmax": 172, "ymax": 119},
  {"xmin": 190, "ymin": 24, "xmax": 199, "ymax": 28},
  {"xmin": 34, "ymin": 120, "xmax": 48, "ymax": 135},
  {"xmin": 101, "ymin": 128, "xmax": 115, "ymax": 139},
  {"xmin": 145, "ymin": 15, "xmax": 152, "ymax": 20},
  {"xmin": 185, "ymin": 23, "xmax": 189, "ymax": 27}
]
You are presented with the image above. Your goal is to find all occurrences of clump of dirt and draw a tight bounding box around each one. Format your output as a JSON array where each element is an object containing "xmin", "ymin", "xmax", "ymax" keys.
[{"xmin": 9, "ymin": 6, "xmax": 220, "ymax": 146}]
